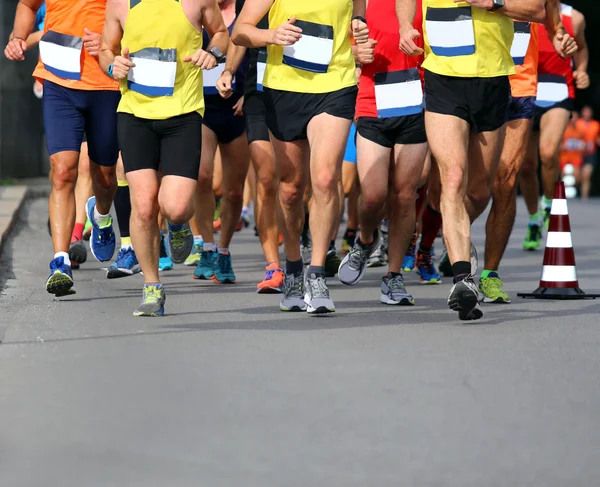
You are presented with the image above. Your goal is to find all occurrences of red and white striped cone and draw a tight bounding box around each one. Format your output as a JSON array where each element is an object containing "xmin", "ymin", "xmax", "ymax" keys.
[{"xmin": 519, "ymin": 181, "xmax": 600, "ymax": 300}]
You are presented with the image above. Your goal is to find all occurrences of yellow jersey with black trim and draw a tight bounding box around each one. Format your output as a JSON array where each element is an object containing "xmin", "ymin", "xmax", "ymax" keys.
[
  {"xmin": 118, "ymin": 0, "xmax": 204, "ymax": 120},
  {"xmin": 263, "ymin": 0, "xmax": 356, "ymax": 94},
  {"xmin": 422, "ymin": 0, "xmax": 515, "ymax": 78}
]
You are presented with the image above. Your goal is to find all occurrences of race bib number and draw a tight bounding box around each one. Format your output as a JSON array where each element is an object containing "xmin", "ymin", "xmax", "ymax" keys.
[
  {"xmin": 425, "ymin": 7, "xmax": 475, "ymax": 57},
  {"xmin": 128, "ymin": 48, "xmax": 177, "ymax": 97},
  {"xmin": 39, "ymin": 31, "xmax": 83, "ymax": 81},
  {"xmin": 536, "ymin": 74, "xmax": 569, "ymax": 107},
  {"xmin": 511, "ymin": 22, "xmax": 531, "ymax": 66},
  {"xmin": 282, "ymin": 20, "xmax": 333, "ymax": 73},
  {"xmin": 375, "ymin": 69, "xmax": 423, "ymax": 119}
]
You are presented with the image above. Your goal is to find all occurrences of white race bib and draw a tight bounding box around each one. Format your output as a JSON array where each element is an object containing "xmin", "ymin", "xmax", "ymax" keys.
[
  {"xmin": 536, "ymin": 74, "xmax": 569, "ymax": 107},
  {"xmin": 128, "ymin": 48, "xmax": 177, "ymax": 97},
  {"xmin": 39, "ymin": 31, "xmax": 83, "ymax": 81},
  {"xmin": 203, "ymin": 63, "xmax": 236, "ymax": 96},
  {"xmin": 511, "ymin": 22, "xmax": 531, "ymax": 66},
  {"xmin": 257, "ymin": 49, "xmax": 267, "ymax": 92},
  {"xmin": 425, "ymin": 6, "xmax": 475, "ymax": 57},
  {"xmin": 282, "ymin": 20, "xmax": 333, "ymax": 73},
  {"xmin": 375, "ymin": 69, "xmax": 423, "ymax": 119}
]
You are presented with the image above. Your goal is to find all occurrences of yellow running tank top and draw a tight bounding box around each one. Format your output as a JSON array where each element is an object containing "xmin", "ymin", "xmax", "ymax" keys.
[
  {"xmin": 421, "ymin": 0, "xmax": 515, "ymax": 78},
  {"xmin": 117, "ymin": 0, "xmax": 205, "ymax": 119},
  {"xmin": 263, "ymin": 0, "xmax": 356, "ymax": 94}
]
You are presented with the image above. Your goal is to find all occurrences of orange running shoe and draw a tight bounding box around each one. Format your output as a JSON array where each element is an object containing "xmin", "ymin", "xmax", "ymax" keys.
[
  {"xmin": 235, "ymin": 219, "xmax": 243, "ymax": 232},
  {"xmin": 278, "ymin": 233, "xmax": 284, "ymax": 246},
  {"xmin": 213, "ymin": 218, "xmax": 221, "ymax": 232},
  {"xmin": 257, "ymin": 262, "xmax": 284, "ymax": 294}
]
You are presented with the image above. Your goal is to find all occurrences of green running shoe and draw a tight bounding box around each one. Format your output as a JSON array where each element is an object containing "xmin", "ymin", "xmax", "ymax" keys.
[
  {"xmin": 133, "ymin": 284, "xmax": 166, "ymax": 317},
  {"xmin": 184, "ymin": 241, "xmax": 203, "ymax": 266},
  {"xmin": 523, "ymin": 224, "xmax": 542, "ymax": 251},
  {"xmin": 479, "ymin": 273, "xmax": 511, "ymax": 304},
  {"xmin": 194, "ymin": 250, "xmax": 217, "ymax": 280}
]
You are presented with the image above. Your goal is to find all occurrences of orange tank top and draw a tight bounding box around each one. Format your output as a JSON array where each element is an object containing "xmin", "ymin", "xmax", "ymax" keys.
[
  {"xmin": 560, "ymin": 125, "xmax": 585, "ymax": 168},
  {"xmin": 33, "ymin": 0, "xmax": 118, "ymax": 91},
  {"xmin": 509, "ymin": 22, "xmax": 538, "ymax": 98}
]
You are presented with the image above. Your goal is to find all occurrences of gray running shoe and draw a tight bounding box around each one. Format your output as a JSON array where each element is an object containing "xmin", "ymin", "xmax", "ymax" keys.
[
  {"xmin": 133, "ymin": 284, "xmax": 166, "ymax": 317},
  {"xmin": 338, "ymin": 232, "xmax": 380, "ymax": 286},
  {"xmin": 167, "ymin": 221, "xmax": 193, "ymax": 264},
  {"xmin": 304, "ymin": 273, "xmax": 335, "ymax": 314},
  {"xmin": 280, "ymin": 273, "xmax": 307, "ymax": 312},
  {"xmin": 470, "ymin": 242, "xmax": 479, "ymax": 276},
  {"xmin": 380, "ymin": 274, "xmax": 415, "ymax": 305},
  {"xmin": 69, "ymin": 239, "xmax": 88, "ymax": 265},
  {"xmin": 367, "ymin": 238, "xmax": 388, "ymax": 268},
  {"xmin": 447, "ymin": 275, "xmax": 483, "ymax": 321}
]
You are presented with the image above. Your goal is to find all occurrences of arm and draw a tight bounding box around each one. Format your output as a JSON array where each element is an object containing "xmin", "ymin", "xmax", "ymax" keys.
[
  {"xmin": 25, "ymin": 30, "xmax": 43, "ymax": 48},
  {"xmin": 200, "ymin": 0, "xmax": 229, "ymax": 55},
  {"xmin": 396, "ymin": 0, "xmax": 423, "ymax": 56},
  {"xmin": 99, "ymin": 0, "xmax": 134, "ymax": 80},
  {"xmin": 458, "ymin": 0, "xmax": 546, "ymax": 23},
  {"xmin": 216, "ymin": 41, "xmax": 247, "ymax": 98},
  {"xmin": 571, "ymin": 9, "xmax": 589, "ymax": 89},
  {"xmin": 544, "ymin": 0, "xmax": 577, "ymax": 58},
  {"xmin": 351, "ymin": 0, "xmax": 369, "ymax": 44},
  {"xmin": 4, "ymin": 0, "xmax": 45, "ymax": 61}
]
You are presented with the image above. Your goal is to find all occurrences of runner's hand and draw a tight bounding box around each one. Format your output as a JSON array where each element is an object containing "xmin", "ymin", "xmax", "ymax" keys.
[
  {"xmin": 217, "ymin": 70, "xmax": 234, "ymax": 99},
  {"xmin": 112, "ymin": 47, "xmax": 135, "ymax": 80},
  {"xmin": 352, "ymin": 19, "xmax": 369, "ymax": 45},
  {"xmin": 233, "ymin": 96, "xmax": 244, "ymax": 117},
  {"xmin": 355, "ymin": 38, "xmax": 377, "ymax": 64},
  {"xmin": 4, "ymin": 37, "xmax": 27, "ymax": 61},
  {"xmin": 552, "ymin": 31, "xmax": 577, "ymax": 59},
  {"xmin": 271, "ymin": 17, "xmax": 302, "ymax": 46},
  {"xmin": 573, "ymin": 70, "xmax": 590, "ymax": 90},
  {"xmin": 184, "ymin": 49, "xmax": 217, "ymax": 70},
  {"xmin": 399, "ymin": 26, "xmax": 423, "ymax": 56},
  {"xmin": 83, "ymin": 28, "xmax": 101, "ymax": 57}
]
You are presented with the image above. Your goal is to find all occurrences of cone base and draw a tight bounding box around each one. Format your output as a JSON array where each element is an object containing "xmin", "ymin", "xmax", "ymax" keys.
[{"xmin": 518, "ymin": 286, "xmax": 600, "ymax": 300}]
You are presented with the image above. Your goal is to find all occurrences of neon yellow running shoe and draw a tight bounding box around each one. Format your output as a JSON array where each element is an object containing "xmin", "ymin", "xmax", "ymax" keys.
[{"xmin": 479, "ymin": 273, "xmax": 511, "ymax": 304}]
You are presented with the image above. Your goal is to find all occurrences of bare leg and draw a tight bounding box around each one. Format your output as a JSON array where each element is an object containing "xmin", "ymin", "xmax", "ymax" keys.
[
  {"xmin": 49, "ymin": 151, "xmax": 79, "ymax": 254},
  {"xmin": 539, "ymin": 108, "xmax": 571, "ymax": 200},
  {"xmin": 195, "ymin": 126, "xmax": 218, "ymax": 245},
  {"xmin": 519, "ymin": 132, "xmax": 541, "ymax": 215},
  {"xmin": 580, "ymin": 163, "xmax": 594, "ymax": 199},
  {"xmin": 74, "ymin": 142, "xmax": 93, "ymax": 227}
]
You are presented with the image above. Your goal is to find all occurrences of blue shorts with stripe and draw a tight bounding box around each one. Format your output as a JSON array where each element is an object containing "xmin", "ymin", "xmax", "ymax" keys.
[
  {"xmin": 344, "ymin": 123, "xmax": 357, "ymax": 164},
  {"xmin": 42, "ymin": 80, "xmax": 120, "ymax": 166}
]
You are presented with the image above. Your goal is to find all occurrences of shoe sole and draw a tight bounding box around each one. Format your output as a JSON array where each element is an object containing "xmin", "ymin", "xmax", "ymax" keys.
[
  {"xmin": 420, "ymin": 279, "xmax": 442, "ymax": 285},
  {"xmin": 184, "ymin": 260, "xmax": 200, "ymax": 266},
  {"xmin": 482, "ymin": 296, "xmax": 511, "ymax": 304},
  {"xmin": 133, "ymin": 308, "xmax": 165, "ymax": 317},
  {"xmin": 307, "ymin": 306, "xmax": 335, "ymax": 314},
  {"xmin": 193, "ymin": 273, "xmax": 213, "ymax": 280},
  {"xmin": 69, "ymin": 243, "xmax": 88, "ymax": 264},
  {"xmin": 380, "ymin": 295, "xmax": 415, "ymax": 306},
  {"xmin": 448, "ymin": 288, "xmax": 483, "ymax": 321},
  {"xmin": 159, "ymin": 266, "xmax": 173, "ymax": 272},
  {"xmin": 46, "ymin": 274, "xmax": 75, "ymax": 297},
  {"xmin": 257, "ymin": 286, "xmax": 283, "ymax": 294},
  {"xmin": 212, "ymin": 276, "xmax": 236, "ymax": 284},
  {"xmin": 107, "ymin": 266, "xmax": 141, "ymax": 279},
  {"xmin": 280, "ymin": 304, "xmax": 308, "ymax": 312},
  {"xmin": 401, "ymin": 267, "xmax": 414, "ymax": 273}
]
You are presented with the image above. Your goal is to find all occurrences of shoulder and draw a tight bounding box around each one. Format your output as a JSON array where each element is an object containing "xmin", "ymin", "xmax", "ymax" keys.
[{"xmin": 570, "ymin": 9, "xmax": 585, "ymax": 32}]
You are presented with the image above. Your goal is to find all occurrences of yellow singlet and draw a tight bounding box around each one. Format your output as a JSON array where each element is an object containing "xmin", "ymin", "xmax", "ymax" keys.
[
  {"xmin": 118, "ymin": 0, "xmax": 205, "ymax": 120},
  {"xmin": 263, "ymin": 0, "xmax": 356, "ymax": 94},
  {"xmin": 421, "ymin": 0, "xmax": 515, "ymax": 78}
]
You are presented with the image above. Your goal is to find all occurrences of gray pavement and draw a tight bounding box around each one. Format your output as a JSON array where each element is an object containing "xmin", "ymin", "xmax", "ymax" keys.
[{"xmin": 1, "ymin": 197, "xmax": 600, "ymax": 486}]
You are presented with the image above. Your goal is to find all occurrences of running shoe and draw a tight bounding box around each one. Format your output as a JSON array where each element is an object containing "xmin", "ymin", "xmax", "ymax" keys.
[
  {"xmin": 46, "ymin": 256, "xmax": 75, "ymax": 296},
  {"xmin": 301, "ymin": 231, "xmax": 312, "ymax": 265},
  {"xmin": 470, "ymin": 243, "xmax": 479, "ymax": 276},
  {"xmin": 133, "ymin": 284, "xmax": 166, "ymax": 317},
  {"xmin": 193, "ymin": 250, "xmax": 216, "ymax": 279},
  {"xmin": 338, "ymin": 232, "xmax": 380, "ymax": 286},
  {"xmin": 367, "ymin": 238, "xmax": 387, "ymax": 268},
  {"xmin": 167, "ymin": 221, "xmax": 193, "ymax": 264},
  {"xmin": 280, "ymin": 273, "xmax": 307, "ymax": 312},
  {"xmin": 241, "ymin": 210, "xmax": 252, "ymax": 228},
  {"xmin": 107, "ymin": 247, "xmax": 141, "ymax": 279},
  {"xmin": 86, "ymin": 196, "xmax": 116, "ymax": 262},
  {"xmin": 447, "ymin": 275, "xmax": 483, "ymax": 321},
  {"xmin": 543, "ymin": 206, "xmax": 551, "ymax": 231},
  {"xmin": 235, "ymin": 219, "xmax": 243, "ymax": 232},
  {"xmin": 380, "ymin": 274, "xmax": 415, "ymax": 305},
  {"xmin": 213, "ymin": 252, "xmax": 236, "ymax": 284},
  {"xmin": 479, "ymin": 272, "xmax": 511, "ymax": 304},
  {"xmin": 416, "ymin": 251, "xmax": 442, "ymax": 284},
  {"xmin": 341, "ymin": 229, "xmax": 356, "ymax": 255},
  {"xmin": 159, "ymin": 235, "xmax": 173, "ymax": 272},
  {"xmin": 401, "ymin": 232, "xmax": 418, "ymax": 272},
  {"xmin": 304, "ymin": 273, "xmax": 335, "ymax": 314},
  {"xmin": 325, "ymin": 249, "xmax": 342, "ymax": 278},
  {"xmin": 438, "ymin": 248, "xmax": 453, "ymax": 277},
  {"xmin": 83, "ymin": 218, "xmax": 92, "ymax": 241},
  {"xmin": 523, "ymin": 223, "xmax": 542, "ymax": 251},
  {"xmin": 184, "ymin": 241, "xmax": 203, "ymax": 267},
  {"xmin": 69, "ymin": 239, "xmax": 88, "ymax": 266},
  {"xmin": 257, "ymin": 262, "xmax": 284, "ymax": 294},
  {"xmin": 213, "ymin": 218, "xmax": 221, "ymax": 232}
]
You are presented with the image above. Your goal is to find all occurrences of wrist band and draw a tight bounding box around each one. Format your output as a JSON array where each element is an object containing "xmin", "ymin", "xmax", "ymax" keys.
[
  {"xmin": 108, "ymin": 63, "xmax": 114, "ymax": 79},
  {"xmin": 352, "ymin": 16, "xmax": 367, "ymax": 25}
]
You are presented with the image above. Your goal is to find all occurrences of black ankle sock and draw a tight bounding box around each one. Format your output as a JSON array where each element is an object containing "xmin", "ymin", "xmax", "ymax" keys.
[
  {"xmin": 286, "ymin": 258, "xmax": 304, "ymax": 276},
  {"xmin": 329, "ymin": 240, "xmax": 336, "ymax": 251},
  {"xmin": 452, "ymin": 261, "xmax": 471, "ymax": 283},
  {"xmin": 345, "ymin": 228, "xmax": 357, "ymax": 237},
  {"xmin": 303, "ymin": 213, "xmax": 310, "ymax": 234},
  {"xmin": 388, "ymin": 272, "xmax": 402, "ymax": 279},
  {"xmin": 307, "ymin": 265, "xmax": 325, "ymax": 277}
]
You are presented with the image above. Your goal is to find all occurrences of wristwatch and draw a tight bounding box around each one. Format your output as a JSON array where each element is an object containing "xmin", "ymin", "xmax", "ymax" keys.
[
  {"xmin": 207, "ymin": 46, "xmax": 225, "ymax": 63},
  {"xmin": 489, "ymin": 0, "xmax": 505, "ymax": 12}
]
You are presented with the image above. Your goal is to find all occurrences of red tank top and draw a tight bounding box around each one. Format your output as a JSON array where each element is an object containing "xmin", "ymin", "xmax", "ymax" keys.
[
  {"xmin": 356, "ymin": 0, "xmax": 424, "ymax": 119},
  {"xmin": 537, "ymin": 3, "xmax": 575, "ymax": 99}
]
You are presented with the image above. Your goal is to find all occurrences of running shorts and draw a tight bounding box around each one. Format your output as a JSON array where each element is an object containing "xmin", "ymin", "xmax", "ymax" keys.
[
  {"xmin": 507, "ymin": 96, "xmax": 536, "ymax": 122},
  {"xmin": 43, "ymin": 80, "xmax": 120, "ymax": 165},
  {"xmin": 356, "ymin": 113, "xmax": 426, "ymax": 148},
  {"xmin": 117, "ymin": 111, "xmax": 202, "ymax": 180},
  {"xmin": 203, "ymin": 94, "xmax": 246, "ymax": 144},
  {"xmin": 243, "ymin": 92, "xmax": 270, "ymax": 144},
  {"xmin": 344, "ymin": 123, "xmax": 357, "ymax": 163},
  {"xmin": 263, "ymin": 86, "xmax": 357, "ymax": 142},
  {"xmin": 423, "ymin": 71, "xmax": 510, "ymax": 133},
  {"xmin": 533, "ymin": 98, "xmax": 574, "ymax": 132}
]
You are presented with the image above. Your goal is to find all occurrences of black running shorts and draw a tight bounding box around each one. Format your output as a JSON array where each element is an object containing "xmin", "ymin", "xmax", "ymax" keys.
[
  {"xmin": 263, "ymin": 86, "xmax": 357, "ymax": 142},
  {"xmin": 356, "ymin": 113, "xmax": 426, "ymax": 148},
  {"xmin": 117, "ymin": 111, "xmax": 202, "ymax": 180},
  {"xmin": 243, "ymin": 92, "xmax": 270, "ymax": 144},
  {"xmin": 423, "ymin": 70, "xmax": 510, "ymax": 133},
  {"xmin": 203, "ymin": 94, "xmax": 246, "ymax": 144}
]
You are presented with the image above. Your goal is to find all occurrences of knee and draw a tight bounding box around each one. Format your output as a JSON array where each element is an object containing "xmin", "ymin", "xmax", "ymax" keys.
[
  {"xmin": 493, "ymin": 167, "xmax": 518, "ymax": 199},
  {"xmin": 132, "ymin": 198, "xmax": 159, "ymax": 226},
  {"xmin": 390, "ymin": 187, "xmax": 416, "ymax": 213},
  {"xmin": 361, "ymin": 187, "xmax": 387, "ymax": 214},
  {"xmin": 160, "ymin": 199, "xmax": 193, "ymax": 224},
  {"xmin": 539, "ymin": 146, "xmax": 556, "ymax": 165},
  {"xmin": 279, "ymin": 181, "xmax": 303, "ymax": 208},
  {"xmin": 468, "ymin": 186, "xmax": 492, "ymax": 212},
  {"xmin": 311, "ymin": 169, "xmax": 338, "ymax": 197},
  {"xmin": 441, "ymin": 169, "xmax": 466, "ymax": 197},
  {"xmin": 51, "ymin": 164, "xmax": 78, "ymax": 191},
  {"xmin": 256, "ymin": 171, "xmax": 278, "ymax": 197},
  {"xmin": 222, "ymin": 184, "xmax": 244, "ymax": 204}
]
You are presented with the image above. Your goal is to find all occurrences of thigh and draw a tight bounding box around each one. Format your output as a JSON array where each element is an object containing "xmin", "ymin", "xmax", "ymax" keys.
[
  {"xmin": 250, "ymin": 140, "xmax": 276, "ymax": 178},
  {"xmin": 391, "ymin": 142, "xmax": 429, "ymax": 192},
  {"xmin": 425, "ymin": 111, "xmax": 470, "ymax": 182},
  {"xmin": 159, "ymin": 112, "xmax": 203, "ymax": 180},
  {"xmin": 118, "ymin": 113, "xmax": 160, "ymax": 175},
  {"xmin": 200, "ymin": 124, "xmax": 219, "ymax": 180},
  {"xmin": 42, "ymin": 81, "xmax": 85, "ymax": 156},
  {"xmin": 540, "ymin": 108, "xmax": 571, "ymax": 156},
  {"xmin": 126, "ymin": 169, "xmax": 160, "ymax": 210},
  {"xmin": 84, "ymin": 90, "xmax": 120, "ymax": 166},
  {"xmin": 220, "ymin": 133, "xmax": 251, "ymax": 189},
  {"xmin": 498, "ymin": 118, "xmax": 533, "ymax": 175},
  {"xmin": 270, "ymin": 135, "xmax": 309, "ymax": 188},
  {"xmin": 467, "ymin": 126, "xmax": 506, "ymax": 190},
  {"xmin": 356, "ymin": 132, "xmax": 392, "ymax": 196},
  {"xmin": 307, "ymin": 112, "xmax": 352, "ymax": 179},
  {"xmin": 159, "ymin": 175, "xmax": 198, "ymax": 207}
]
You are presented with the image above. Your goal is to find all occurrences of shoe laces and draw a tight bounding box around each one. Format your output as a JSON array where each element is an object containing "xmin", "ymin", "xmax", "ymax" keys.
[
  {"xmin": 348, "ymin": 242, "xmax": 370, "ymax": 269},
  {"xmin": 170, "ymin": 226, "xmax": 191, "ymax": 247},
  {"xmin": 265, "ymin": 268, "xmax": 282, "ymax": 280},
  {"xmin": 143, "ymin": 285, "xmax": 162, "ymax": 304},
  {"xmin": 387, "ymin": 275, "xmax": 406, "ymax": 293},
  {"xmin": 284, "ymin": 273, "xmax": 303, "ymax": 298},
  {"xmin": 481, "ymin": 276, "xmax": 504, "ymax": 293},
  {"xmin": 308, "ymin": 275, "xmax": 330, "ymax": 299},
  {"xmin": 218, "ymin": 253, "xmax": 233, "ymax": 274}
]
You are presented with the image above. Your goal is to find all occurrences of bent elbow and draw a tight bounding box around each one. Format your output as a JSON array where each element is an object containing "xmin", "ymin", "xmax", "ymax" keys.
[{"xmin": 533, "ymin": 6, "xmax": 546, "ymax": 23}]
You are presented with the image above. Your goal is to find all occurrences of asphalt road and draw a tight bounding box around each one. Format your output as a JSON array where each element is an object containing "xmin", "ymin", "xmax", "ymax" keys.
[{"xmin": 1, "ymin": 197, "xmax": 600, "ymax": 486}]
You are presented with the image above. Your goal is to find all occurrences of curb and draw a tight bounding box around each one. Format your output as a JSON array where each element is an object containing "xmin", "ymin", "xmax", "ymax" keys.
[{"xmin": 0, "ymin": 186, "xmax": 30, "ymax": 256}]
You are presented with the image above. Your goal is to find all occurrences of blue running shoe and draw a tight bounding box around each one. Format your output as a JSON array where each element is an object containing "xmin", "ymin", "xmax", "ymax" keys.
[
  {"xmin": 193, "ymin": 250, "xmax": 217, "ymax": 280},
  {"xmin": 159, "ymin": 234, "xmax": 173, "ymax": 272},
  {"xmin": 86, "ymin": 196, "xmax": 116, "ymax": 262},
  {"xmin": 401, "ymin": 232, "xmax": 418, "ymax": 272},
  {"xmin": 107, "ymin": 248, "xmax": 141, "ymax": 279},
  {"xmin": 213, "ymin": 252, "xmax": 236, "ymax": 284},
  {"xmin": 416, "ymin": 250, "xmax": 442, "ymax": 285},
  {"xmin": 46, "ymin": 257, "xmax": 75, "ymax": 296}
]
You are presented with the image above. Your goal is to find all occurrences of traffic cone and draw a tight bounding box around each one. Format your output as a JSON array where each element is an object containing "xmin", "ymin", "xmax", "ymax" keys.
[{"xmin": 518, "ymin": 181, "xmax": 600, "ymax": 300}]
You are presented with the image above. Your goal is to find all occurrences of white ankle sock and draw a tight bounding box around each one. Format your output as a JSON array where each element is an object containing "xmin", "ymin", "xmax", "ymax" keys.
[
  {"xmin": 204, "ymin": 243, "xmax": 216, "ymax": 252},
  {"xmin": 93, "ymin": 207, "xmax": 111, "ymax": 228},
  {"xmin": 218, "ymin": 247, "xmax": 229, "ymax": 255},
  {"xmin": 54, "ymin": 251, "xmax": 71, "ymax": 267}
]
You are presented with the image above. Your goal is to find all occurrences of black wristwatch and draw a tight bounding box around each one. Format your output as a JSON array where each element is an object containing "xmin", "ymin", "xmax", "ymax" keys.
[
  {"xmin": 352, "ymin": 16, "xmax": 367, "ymax": 24},
  {"xmin": 207, "ymin": 46, "xmax": 225, "ymax": 63},
  {"xmin": 489, "ymin": 0, "xmax": 504, "ymax": 12}
]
